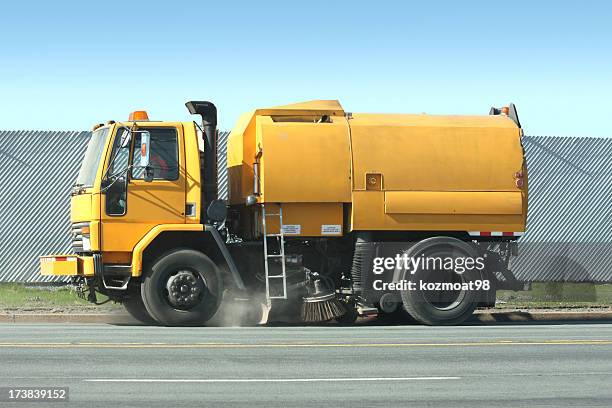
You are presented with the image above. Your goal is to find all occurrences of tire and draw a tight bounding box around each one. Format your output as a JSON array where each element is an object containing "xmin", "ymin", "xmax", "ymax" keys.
[
  {"xmin": 123, "ymin": 282, "xmax": 157, "ymax": 325},
  {"xmin": 400, "ymin": 237, "xmax": 481, "ymax": 326},
  {"xmin": 141, "ymin": 248, "xmax": 223, "ymax": 326}
]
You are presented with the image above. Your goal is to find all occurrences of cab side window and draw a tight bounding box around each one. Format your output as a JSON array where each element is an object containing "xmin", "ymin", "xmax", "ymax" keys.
[
  {"xmin": 131, "ymin": 128, "xmax": 179, "ymax": 180},
  {"xmin": 105, "ymin": 128, "xmax": 131, "ymax": 216},
  {"xmin": 108, "ymin": 129, "xmax": 130, "ymax": 177}
]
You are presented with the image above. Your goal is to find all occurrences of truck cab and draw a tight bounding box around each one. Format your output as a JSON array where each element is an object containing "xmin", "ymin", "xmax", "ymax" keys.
[{"xmin": 44, "ymin": 116, "xmax": 201, "ymax": 275}]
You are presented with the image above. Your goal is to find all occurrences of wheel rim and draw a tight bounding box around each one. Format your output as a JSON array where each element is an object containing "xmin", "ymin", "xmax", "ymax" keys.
[
  {"xmin": 164, "ymin": 270, "xmax": 206, "ymax": 310},
  {"xmin": 420, "ymin": 267, "xmax": 466, "ymax": 311},
  {"xmin": 417, "ymin": 245, "xmax": 469, "ymax": 311}
]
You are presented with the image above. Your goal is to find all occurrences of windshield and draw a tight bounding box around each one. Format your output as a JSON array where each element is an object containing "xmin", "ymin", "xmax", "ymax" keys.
[{"xmin": 75, "ymin": 127, "xmax": 110, "ymax": 187}]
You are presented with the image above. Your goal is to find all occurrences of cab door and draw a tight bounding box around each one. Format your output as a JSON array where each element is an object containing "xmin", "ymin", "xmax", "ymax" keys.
[{"xmin": 101, "ymin": 124, "xmax": 186, "ymax": 255}]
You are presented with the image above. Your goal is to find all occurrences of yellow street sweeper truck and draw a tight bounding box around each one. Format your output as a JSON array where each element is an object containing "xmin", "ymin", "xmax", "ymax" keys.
[{"xmin": 40, "ymin": 100, "xmax": 527, "ymax": 326}]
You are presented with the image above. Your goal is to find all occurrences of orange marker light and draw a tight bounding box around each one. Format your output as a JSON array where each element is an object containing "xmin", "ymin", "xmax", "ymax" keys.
[{"xmin": 129, "ymin": 111, "xmax": 149, "ymax": 121}]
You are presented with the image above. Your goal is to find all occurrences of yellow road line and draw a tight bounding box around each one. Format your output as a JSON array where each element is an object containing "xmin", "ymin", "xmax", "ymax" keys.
[{"xmin": 0, "ymin": 340, "xmax": 610, "ymax": 349}]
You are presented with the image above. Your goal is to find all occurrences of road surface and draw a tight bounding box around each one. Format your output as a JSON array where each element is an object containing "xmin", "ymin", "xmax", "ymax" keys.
[{"xmin": 0, "ymin": 322, "xmax": 611, "ymax": 407}]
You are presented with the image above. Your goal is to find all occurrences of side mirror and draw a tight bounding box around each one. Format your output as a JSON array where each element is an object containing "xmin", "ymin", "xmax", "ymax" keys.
[
  {"xmin": 140, "ymin": 131, "xmax": 151, "ymax": 167},
  {"xmin": 144, "ymin": 167, "xmax": 154, "ymax": 182},
  {"xmin": 139, "ymin": 131, "xmax": 154, "ymax": 182}
]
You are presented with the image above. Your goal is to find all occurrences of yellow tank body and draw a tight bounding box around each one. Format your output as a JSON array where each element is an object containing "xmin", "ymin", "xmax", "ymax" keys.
[{"xmin": 226, "ymin": 100, "xmax": 527, "ymax": 237}]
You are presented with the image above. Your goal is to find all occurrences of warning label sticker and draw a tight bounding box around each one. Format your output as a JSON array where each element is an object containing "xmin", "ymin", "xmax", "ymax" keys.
[
  {"xmin": 282, "ymin": 224, "xmax": 301, "ymax": 235},
  {"xmin": 321, "ymin": 224, "xmax": 342, "ymax": 235}
]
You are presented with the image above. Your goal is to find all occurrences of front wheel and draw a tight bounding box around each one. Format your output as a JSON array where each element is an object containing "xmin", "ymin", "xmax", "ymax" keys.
[
  {"xmin": 141, "ymin": 248, "xmax": 223, "ymax": 326},
  {"xmin": 123, "ymin": 281, "xmax": 157, "ymax": 325}
]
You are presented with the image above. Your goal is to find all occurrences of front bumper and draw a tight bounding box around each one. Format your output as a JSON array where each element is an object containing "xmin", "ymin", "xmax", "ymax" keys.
[{"xmin": 40, "ymin": 255, "xmax": 96, "ymax": 277}]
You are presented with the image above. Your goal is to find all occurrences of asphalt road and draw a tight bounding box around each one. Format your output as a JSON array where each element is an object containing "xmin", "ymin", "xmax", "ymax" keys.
[{"xmin": 0, "ymin": 322, "xmax": 611, "ymax": 407}]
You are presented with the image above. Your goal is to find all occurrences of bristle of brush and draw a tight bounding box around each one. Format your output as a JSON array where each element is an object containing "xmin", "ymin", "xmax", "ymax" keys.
[{"xmin": 301, "ymin": 298, "xmax": 346, "ymax": 322}]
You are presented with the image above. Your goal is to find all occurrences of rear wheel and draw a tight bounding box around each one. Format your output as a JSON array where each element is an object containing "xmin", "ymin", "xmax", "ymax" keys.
[
  {"xmin": 400, "ymin": 237, "xmax": 480, "ymax": 326},
  {"xmin": 141, "ymin": 248, "xmax": 223, "ymax": 326}
]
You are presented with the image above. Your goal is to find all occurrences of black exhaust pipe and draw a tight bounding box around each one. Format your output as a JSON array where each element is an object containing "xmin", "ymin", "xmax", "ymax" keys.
[{"xmin": 185, "ymin": 101, "xmax": 218, "ymax": 205}]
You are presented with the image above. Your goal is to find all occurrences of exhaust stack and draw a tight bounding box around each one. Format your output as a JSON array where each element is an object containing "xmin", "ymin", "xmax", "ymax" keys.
[{"xmin": 186, "ymin": 101, "xmax": 218, "ymax": 205}]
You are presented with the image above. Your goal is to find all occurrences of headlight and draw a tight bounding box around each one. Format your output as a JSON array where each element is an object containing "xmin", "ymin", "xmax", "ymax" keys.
[
  {"xmin": 82, "ymin": 235, "xmax": 91, "ymax": 251},
  {"xmin": 72, "ymin": 222, "xmax": 92, "ymax": 253}
]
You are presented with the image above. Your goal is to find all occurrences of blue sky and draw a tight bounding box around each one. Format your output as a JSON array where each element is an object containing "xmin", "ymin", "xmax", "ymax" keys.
[{"xmin": 0, "ymin": 1, "xmax": 611, "ymax": 136}]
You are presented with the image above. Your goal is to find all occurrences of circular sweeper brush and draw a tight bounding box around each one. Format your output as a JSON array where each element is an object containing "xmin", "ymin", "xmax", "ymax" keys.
[{"xmin": 301, "ymin": 274, "xmax": 346, "ymax": 323}]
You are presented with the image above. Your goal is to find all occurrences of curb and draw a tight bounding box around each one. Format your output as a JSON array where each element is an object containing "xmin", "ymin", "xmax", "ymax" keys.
[
  {"xmin": 0, "ymin": 313, "xmax": 136, "ymax": 324},
  {"xmin": 472, "ymin": 310, "xmax": 612, "ymax": 323},
  {"xmin": 1, "ymin": 311, "xmax": 611, "ymax": 324}
]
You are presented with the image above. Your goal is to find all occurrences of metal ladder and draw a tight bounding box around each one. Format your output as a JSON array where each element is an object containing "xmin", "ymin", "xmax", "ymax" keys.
[{"xmin": 262, "ymin": 203, "xmax": 288, "ymax": 303}]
